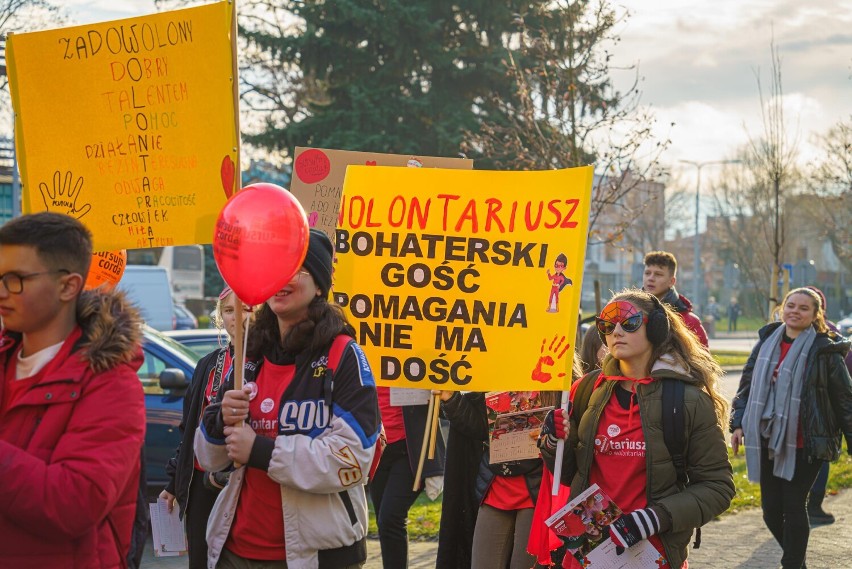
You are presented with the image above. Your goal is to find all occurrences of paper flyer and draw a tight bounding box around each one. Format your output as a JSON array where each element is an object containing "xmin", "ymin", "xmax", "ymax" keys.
[
  {"xmin": 485, "ymin": 391, "xmax": 553, "ymax": 463},
  {"xmin": 545, "ymin": 484, "xmax": 666, "ymax": 568},
  {"xmin": 389, "ymin": 387, "xmax": 431, "ymax": 407},
  {"xmin": 149, "ymin": 498, "xmax": 187, "ymax": 557}
]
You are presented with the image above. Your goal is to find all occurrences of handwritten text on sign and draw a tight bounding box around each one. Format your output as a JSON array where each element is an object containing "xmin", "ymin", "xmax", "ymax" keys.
[
  {"xmin": 7, "ymin": 3, "xmax": 237, "ymax": 251},
  {"xmin": 334, "ymin": 166, "xmax": 593, "ymax": 392}
]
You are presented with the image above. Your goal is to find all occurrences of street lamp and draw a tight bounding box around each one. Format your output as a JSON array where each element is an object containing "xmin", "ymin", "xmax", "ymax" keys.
[{"xmin": 678, "ymin": 159, "xmax": 740, "ymax": 314}]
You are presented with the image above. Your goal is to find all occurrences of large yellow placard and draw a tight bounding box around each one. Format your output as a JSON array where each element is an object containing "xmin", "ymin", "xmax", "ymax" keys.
[
  {"xmin": 7, "ymin": 2, "xmax": 237, "ymax": 251},
  {"xmin": 334, "ymin": 166, "xmax": 593, "ymax": 392}
]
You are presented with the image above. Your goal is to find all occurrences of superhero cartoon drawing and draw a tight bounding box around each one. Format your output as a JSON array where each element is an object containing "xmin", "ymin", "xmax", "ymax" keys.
[{"xmin": 546, "ymin": 253, "xmax": 572, "ymax": 312}]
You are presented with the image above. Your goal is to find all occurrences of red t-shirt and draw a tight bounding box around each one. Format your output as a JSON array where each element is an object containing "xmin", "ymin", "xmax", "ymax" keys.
[
  {"xmin": 0, "ymin": 331, "xmax": 80, "ymax": 425},
  {"xmin": 1, "ymin": 354, "xmax": 38, "ymax": 418},
  {"xmin": 775, "ymin": 337, "xmax": 804, "ymax": 448},
  {"xmin": 588, "ymin": 389, "xmax": 666, "ymax": 561},
  {"xmin": 377, "ymin": 387, "xmax": 405, "ymax": 444},
  {"xmin": 225, "ymin": 358, "xmax": 293, "ymax": 560},
  {"xmin": 484, "ymin": 475, "xmax": 534, "ymax": 511}
]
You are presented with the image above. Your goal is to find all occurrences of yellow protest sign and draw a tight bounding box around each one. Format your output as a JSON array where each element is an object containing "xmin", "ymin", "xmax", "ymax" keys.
[
  {"xmin": 289, "ymin": 147, "xmax": 473, "ymax": 242},
  {"xmin": 7, "ymin": 2, "xmax": 237, "ymax": 251},
  {"xmin": 334, "ymin": 166, "xmax": 593, "ymax": 392}
]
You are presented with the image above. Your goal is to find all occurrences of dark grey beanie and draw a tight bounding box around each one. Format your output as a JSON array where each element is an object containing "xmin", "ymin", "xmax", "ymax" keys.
[{"xmin": 302, "ymin": 229, "xmax": 333, "ymax": 296}]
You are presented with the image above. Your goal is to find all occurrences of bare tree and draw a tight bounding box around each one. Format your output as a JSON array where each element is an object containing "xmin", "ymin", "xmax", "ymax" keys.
[
  {"xmin": 464, "ymin": 0, "xmax": 671, "ymax": 244},
  {"xmin": 746, "ymin": 38, "xmax": 799, "ymax": 315},
  {"xmin": 0, "ymin": 0, "xmax": 63, "ymax": 90},
  {"xmin": 802, "ymin": 119, "xmax": 852, "ymax": 274},
  {"xmin": 708, "ymin": 151, "xmax": 786, "ymax": 320}
]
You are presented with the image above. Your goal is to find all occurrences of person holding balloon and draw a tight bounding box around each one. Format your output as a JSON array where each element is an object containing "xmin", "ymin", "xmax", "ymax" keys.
[
  {"xmin": 195, "ymin": 228, "xmax": 381, "ymax": 569},
  {"xmin": 160, "ymin": 285, "xmax": 253, "ymax": 568}
]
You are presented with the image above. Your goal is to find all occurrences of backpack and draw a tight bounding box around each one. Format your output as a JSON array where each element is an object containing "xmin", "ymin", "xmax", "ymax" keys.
[
  {"xmin": 324, "ymin": 335, "xmax": 386, "ymax": 480},
  {"xmin": 570, "ymin": 372, "xmax": 700, "ymax": 548}
]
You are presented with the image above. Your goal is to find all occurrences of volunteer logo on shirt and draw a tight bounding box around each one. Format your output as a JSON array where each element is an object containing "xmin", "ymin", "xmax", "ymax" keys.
[
  {"xmin": 594, "ymin": 434, "xmax": 645, "ymax": 457},
  {"xmin": 260, "ymin": 397, "xmax": 275, "ymax": 414},
  {"xmin": 607, "ymin": 424, "xmax": 621, "ymax": 437}
]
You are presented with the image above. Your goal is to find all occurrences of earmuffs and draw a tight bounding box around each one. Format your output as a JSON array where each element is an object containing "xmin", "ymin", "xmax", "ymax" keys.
[
  {"xmin": 646, "ymin": 294, "xmax": 670, "ymax": 347},
  {"xmin": 597, "ymin": 294, "xmax": 670, "ymax": 347}
]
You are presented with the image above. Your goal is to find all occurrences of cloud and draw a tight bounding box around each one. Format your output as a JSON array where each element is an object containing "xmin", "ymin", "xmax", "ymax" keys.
[{"xmin": 611, "ymin": 0, "xmax": 850, "ymax": 167}]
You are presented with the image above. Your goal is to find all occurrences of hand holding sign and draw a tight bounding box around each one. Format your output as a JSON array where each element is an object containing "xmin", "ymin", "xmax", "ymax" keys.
[
  {"xmin": 213, "ymin": 183, "xmax": 309, "ymax": 305},
  {"xmin": 84, "ymin": 250, "xmax": 127, "ymax": 292},
  {"xmin": 39, "ymin": 170, "xmax": 92, "ymax": 219}
]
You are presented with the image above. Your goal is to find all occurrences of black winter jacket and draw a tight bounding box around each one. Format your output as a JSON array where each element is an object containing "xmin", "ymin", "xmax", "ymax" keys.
[
  {"xmin": 399, "ymin": 403, "xmax": 446, "ymax": 479},
  {"xmin": 731, "ymin": 322, "xmax": 852, "ymax": 462},
  {"xmin": 164, "ymin": 346, "xmax": 230, "ymax": 517},
  {"xmin": 436, "ymin": 392, "xmax": 542, "ymax": 569}
]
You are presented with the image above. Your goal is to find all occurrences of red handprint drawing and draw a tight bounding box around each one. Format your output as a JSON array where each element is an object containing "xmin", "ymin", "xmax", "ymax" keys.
[
  {"xmin": 39, "ymin": 171, "xmax": 92, "ymax": 219},
  {"xmin": 531, "ymin": 334, "xmax": 571, "ymax": 384}
]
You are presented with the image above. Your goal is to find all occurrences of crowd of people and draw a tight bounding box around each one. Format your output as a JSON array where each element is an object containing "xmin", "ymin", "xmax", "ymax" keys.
[{"xmin": 0, "ymin": 212, "xmax": 850, "ymax": 569}]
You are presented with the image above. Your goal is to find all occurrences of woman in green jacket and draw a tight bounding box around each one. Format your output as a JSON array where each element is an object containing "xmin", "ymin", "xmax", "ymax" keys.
[{"xmin": 541, "ymin": 289, "xmax": 734, "ymax": 568}]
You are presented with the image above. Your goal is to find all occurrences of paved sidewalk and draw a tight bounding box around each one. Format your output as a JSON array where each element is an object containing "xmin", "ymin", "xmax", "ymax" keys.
[
  {"xmin": 144, "ymin": 489, "xmax": 851, "ymax": 568},
  {"xmin": 688, "ymin": 488, "xmax": 851, "ymax": 568},
  {"xmin": 367, "ymin": 490, "xmax": 852, "ymax": 568}
]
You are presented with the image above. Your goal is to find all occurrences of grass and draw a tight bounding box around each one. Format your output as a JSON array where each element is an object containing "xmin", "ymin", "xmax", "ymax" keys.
[
  {"xmin": 371, "ymin": 442, "xmax": 852, "ymax": 540},
  {"xmin": 368, "ymin": 491, "xmax": 443, "ymax": 541},
  {"xmin": 714, "ymin": 316, "xmax": 768, "ymax": 332},
  {"xmin": 712, "ymin": 350, "xmax": 750, "ymax": 368},
  {"xmin": 728, "ymin": 440, "xmax": 852, "ymax": 514}
]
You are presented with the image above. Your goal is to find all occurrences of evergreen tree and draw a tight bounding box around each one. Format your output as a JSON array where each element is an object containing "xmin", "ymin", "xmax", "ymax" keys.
[{"xmin": 241, "ymin": 0, "xmax": 523, "ymax": 158}]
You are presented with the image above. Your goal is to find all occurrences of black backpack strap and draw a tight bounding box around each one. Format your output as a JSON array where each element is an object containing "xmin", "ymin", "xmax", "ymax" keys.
[
  {"xmin": 661, "ymin": 379, "xmax": 701, "ymax": 548},
  {"xmin": 662, "ymin": 379, "xmax": 687, "ymax": 486},
  {"xmin": 570, "ymin": 370, "xmax": 601, "ymax": 420}
]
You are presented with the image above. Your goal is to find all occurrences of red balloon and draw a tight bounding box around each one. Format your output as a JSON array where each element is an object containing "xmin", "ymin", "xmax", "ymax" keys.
[{"xmin": 213, "ymin": 183, "xmax": 309, "ymax": 305}]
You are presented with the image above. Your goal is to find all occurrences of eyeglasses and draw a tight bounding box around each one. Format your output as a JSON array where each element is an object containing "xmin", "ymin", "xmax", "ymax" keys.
[
  {"xmin": 595, "ymin": 312, "xmax": 647, "ymax": 335},
  {"xmin": 0, "ymin": 269, "xmax": 70, "ymax": 294},
  {"xmin": 291, "ymin": 269, "xmax": 311, "ymax": 284}
]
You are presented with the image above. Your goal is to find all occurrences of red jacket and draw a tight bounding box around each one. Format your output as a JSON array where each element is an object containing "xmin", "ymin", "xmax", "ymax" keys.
[
  {"xmin": 659, "ymin": 289, "xmax": 709, "ymax": 348},
  {"xmin": 0, "ymin": 291, "xmax": 145, "ymax": 568}
]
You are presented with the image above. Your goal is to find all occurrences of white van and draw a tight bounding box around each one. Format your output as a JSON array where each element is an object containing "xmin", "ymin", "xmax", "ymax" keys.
[{"xmin": 118, "ymin": 266, "xmax": 175, "ymax": 331}]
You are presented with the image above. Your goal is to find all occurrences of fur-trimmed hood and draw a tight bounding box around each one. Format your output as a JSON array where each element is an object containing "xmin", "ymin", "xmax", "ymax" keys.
[{"xmin": 74, "ymin": 289, "xmax": 143, "ymax": 374}]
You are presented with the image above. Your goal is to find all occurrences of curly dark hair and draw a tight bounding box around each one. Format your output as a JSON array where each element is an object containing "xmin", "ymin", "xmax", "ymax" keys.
[
  {"xmin": 643, "ymin": 251, "xmax": 677, "ymax": 276},
  {"xmin": 247, "ymin": 296, "xmax": 356, "ymax": 358}
]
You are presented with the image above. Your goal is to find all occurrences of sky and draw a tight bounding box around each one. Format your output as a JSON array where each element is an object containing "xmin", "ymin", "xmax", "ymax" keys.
[{"xmin": 22, "ymin": 0, "xmax": 852, "ymax": 192}]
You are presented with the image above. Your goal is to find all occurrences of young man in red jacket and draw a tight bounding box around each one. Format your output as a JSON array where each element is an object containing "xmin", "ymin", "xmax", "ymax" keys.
[
  {"xmin": 0, "ymin": 212, "xmax": 146, "ymax": 568},
  {"xmin": 642, "ymin": 251, "xmax": 709, "ymax": 347}
]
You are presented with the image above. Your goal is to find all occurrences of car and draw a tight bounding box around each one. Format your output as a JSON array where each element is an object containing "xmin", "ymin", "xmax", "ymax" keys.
[
  {"xmin": 163, "ymin": 328, "xmax": 227, "ymax": 358},
  {"xmin": 837, "ymin": 316, "xmax": 852, "ymax": 337},
  {"xmin": 140, "ymin": 325, "xmax": 200, "ymax": 493},
  {"xmin": 173, "ymin": 303, "xmax": 199, "ymax": 330}
]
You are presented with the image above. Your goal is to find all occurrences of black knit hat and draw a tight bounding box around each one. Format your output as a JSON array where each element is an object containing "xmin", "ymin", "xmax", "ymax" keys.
[{"xmin": 302, "ymin": 229, "xmax": 333, "ymax": 297}]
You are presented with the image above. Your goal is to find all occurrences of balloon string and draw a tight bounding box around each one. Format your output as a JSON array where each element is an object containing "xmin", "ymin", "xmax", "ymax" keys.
[{"xmin": 242, "ymin": 313, "xmax": 250, "ymax": 364}]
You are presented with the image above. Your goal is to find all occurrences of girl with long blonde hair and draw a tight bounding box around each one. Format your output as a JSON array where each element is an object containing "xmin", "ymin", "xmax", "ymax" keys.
[{"xmin": 540, "ymin": 288, "xmax": 734, "ymax": 568}]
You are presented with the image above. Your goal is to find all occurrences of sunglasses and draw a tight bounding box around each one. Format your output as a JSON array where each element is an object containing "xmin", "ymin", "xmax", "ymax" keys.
[{"xmin": 595, "ymin": 312, "xmax": 647, "ymax": 335}]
